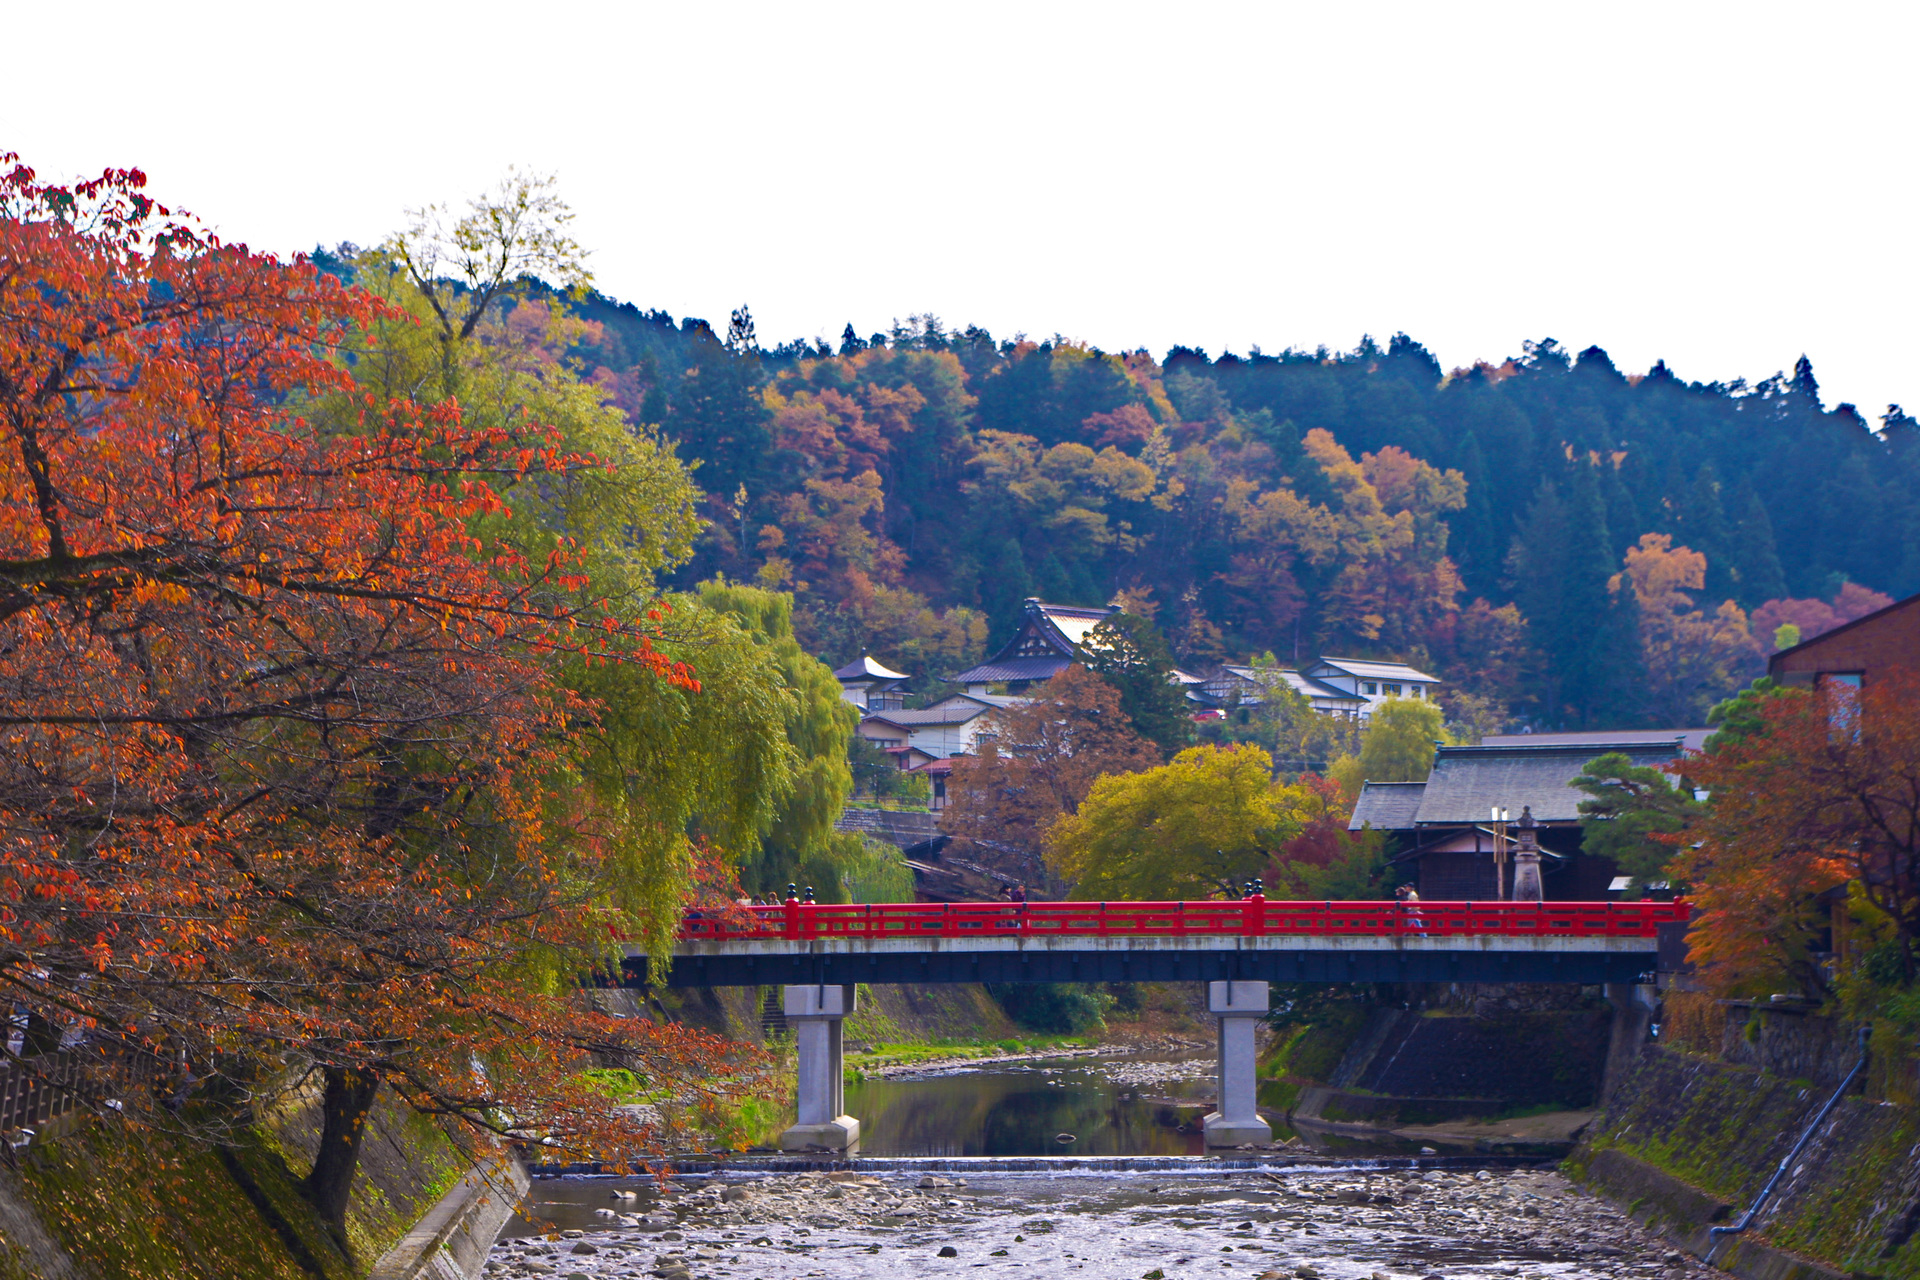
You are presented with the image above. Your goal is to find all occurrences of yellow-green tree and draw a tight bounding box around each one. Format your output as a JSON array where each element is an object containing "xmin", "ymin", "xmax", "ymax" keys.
[
  {"xmin": 315, "ymin": 175, "xmax": 830, "ymax": 956},
  {"xmin": 1358, "ymin": 697, "xmax": 1446, "ymax": 782},
  {"xmin": 1046, "ymin": 744, "xmax": 1310, "ymax": 898}
]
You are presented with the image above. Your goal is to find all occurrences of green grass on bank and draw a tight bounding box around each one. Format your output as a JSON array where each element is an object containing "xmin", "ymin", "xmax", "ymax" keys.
[{"xmin": 846, "ymin": 1035, "xmax": 1098, "ymax": 1080}]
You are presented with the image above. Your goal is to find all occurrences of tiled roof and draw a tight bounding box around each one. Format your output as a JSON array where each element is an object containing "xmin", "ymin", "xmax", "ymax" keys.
[
  {"xmin": 861, "ymin": 704, "xmax": 993, "ymax": 728},
  {"xmin": 1312, "ymin": 657, "xmax": 1441, "ymax": 684},
  {"xmin": 947, "ymin": 656, "xmax": 1075, "ymax": 685},
  {"xmin": 1042, "ymin": 606, "xmax": 1112, "ymax": 649},
  {"xmin": 1482, "ymin": 728, "xmax": 1711, "ymax": 753},
  {"xmin": 832, "ymin": 654, "xmax": 908, "ymax": 682},
  {"xmin": 1349, "ymin": 781, "xmax": 1427, "ymax": 831},
  {"xmin": 1278, "ymin": 670, "xmax": 1367, "ymax": 702},
  {"xmin": 1202, "ymin": 666, "xmax": 1364, "ymax": 705},
  {"xmin": 1412, "ymin": 741, "xmax": 1682, "ymax": 825}
]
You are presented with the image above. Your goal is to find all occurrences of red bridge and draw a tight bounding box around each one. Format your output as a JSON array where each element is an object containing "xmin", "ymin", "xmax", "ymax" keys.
[{"xmin": 640, "ymin": 896, "xmax": 1689, "ymax": 987}]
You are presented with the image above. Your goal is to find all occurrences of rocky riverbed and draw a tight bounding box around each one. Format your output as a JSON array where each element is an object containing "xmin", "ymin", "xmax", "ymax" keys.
[{"xmin": 487, "ymin": 1165, "xmax": 1708, "ymax": 1280}]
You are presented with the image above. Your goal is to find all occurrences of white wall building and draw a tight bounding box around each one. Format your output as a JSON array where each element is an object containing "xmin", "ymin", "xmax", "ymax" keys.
[{"xmin": 1303, "ymin": 657, "xmax": 1441, "ymax": 720}]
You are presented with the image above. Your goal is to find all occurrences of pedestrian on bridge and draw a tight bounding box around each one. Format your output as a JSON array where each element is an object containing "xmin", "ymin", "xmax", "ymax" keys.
[{"xmin": 1396, "ymin": 882, "xmax": 1426, "ymax": 932}]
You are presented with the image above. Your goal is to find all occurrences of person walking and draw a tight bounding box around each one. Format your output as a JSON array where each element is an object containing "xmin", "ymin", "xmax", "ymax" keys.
[{"xmin": 1395, "ymin": 882, "xmax": 1425, "ymax": 932}]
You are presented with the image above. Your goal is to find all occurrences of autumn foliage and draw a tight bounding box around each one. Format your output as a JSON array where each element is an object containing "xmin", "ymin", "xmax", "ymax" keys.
[
  {"xmin": 1674, "ymin": 672, "xmax": 1920, "ymax": 997},
  {"xmin": 0, "ymin": 157, "xmax": 758, "ymax": 1238}
]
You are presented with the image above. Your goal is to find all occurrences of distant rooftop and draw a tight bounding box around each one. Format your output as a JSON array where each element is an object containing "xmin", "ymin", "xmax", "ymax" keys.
[
  {"xmin": 1349, "ymin": 739, "xmax": 1686, "ymax": 831},
  {"xmin": 1482, "ymin": 728, "xmax": 1712, "ymax": 753},
  {"xmin": 861, "ymin": 704, "xmax": 994, "ymax": 728},
  {"xmin": 832, "ymin": 654, "xmax": 908, "ymax": 682},
  {"xmin": 1312, "ymin": 657, "xmax": 1441, "ymax": 684}
]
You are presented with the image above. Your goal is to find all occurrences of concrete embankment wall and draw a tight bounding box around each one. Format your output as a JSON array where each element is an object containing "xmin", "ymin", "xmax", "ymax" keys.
[
  {"xmin": 1267, "ymin": 984, "xmax": 1615, "ymax": 1133},
  {"xmin": 1570, "ymin": 1000, "xmax": 1920, "ymax": 1280},
  {"xmin": 0, "ymin": 1084, "xmax": 497, "ymax": 1280},
  {"xmin": 616, "ymin": 980, "xmax": 1016, "ymax": 1047}
]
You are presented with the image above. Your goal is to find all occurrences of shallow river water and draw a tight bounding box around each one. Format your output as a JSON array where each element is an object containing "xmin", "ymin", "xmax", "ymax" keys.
[
  {"xmin": 488, "ymin": 1165, "xmax": 1705, "ymax": 1280},
  {"xmin": 839, "ymin": 1054, "xmax": 1218, "ymax": 1157},
  {"xmin": 489, "ymin": 1055, "xmax": 1698, "ymax": 1280}
]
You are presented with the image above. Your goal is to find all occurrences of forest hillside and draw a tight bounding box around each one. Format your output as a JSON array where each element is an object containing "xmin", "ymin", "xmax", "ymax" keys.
[{"xmin": 315, "ymin": 248, "xmax": 1912, "ymax": 731}]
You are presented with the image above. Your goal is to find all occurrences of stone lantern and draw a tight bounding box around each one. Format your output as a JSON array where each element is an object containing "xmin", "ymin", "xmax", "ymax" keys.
[{"xmin": 1510, "ymin": 805, "xmax": 1544, "ymax": 902}]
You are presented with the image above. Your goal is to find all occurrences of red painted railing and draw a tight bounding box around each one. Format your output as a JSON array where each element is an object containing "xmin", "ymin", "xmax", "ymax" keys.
[{"xmin": 678, "ymin": 897, "xmax": 1690, "ymax": 943}]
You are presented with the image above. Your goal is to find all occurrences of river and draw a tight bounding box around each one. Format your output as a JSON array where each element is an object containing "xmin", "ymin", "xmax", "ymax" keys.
[
  {"xmin": 485, "ymin": 1052, "xmax": 1693, "ymax": 1280},
  {"xmin": 488, "ymin": 1164, "xmax": 1701, "ymax": 1280}
]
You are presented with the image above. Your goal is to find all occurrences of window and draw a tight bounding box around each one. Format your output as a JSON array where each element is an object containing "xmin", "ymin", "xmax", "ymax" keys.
[
  {"xmin": 1364, "ymin": 681, "xmax": 1378, "ymax": 695},
  {"xmin": 1408, "ymin": 685, "xmax": 1422, "ymax": 698},
  {"xmin": 1819, "ymin": 672, "xmax": 1864, "ymax": 739},
  {"xmin": 1384, "ymin": 683, "xmax": 1401, "ymax": 696}
]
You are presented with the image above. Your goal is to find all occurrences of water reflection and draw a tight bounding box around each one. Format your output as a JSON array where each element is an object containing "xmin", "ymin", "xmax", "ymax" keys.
[{"xmin": 844, "ymin": 1058, "xmax": 1214, "ymax": 1157}]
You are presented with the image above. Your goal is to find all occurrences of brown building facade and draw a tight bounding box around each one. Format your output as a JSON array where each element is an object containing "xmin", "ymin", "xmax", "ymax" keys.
[{"xmin": 1768, "ymin": 591, "xmax": 1920, "ymax": 688}]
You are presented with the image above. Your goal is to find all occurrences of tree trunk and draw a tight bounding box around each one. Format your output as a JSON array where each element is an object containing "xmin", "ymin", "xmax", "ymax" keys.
[{"xmin": 305, "ymin": 1066, "xmax": 380, "ymax": 1247}]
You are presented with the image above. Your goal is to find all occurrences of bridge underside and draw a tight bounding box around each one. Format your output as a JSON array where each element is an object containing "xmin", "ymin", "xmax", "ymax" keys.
[{"xmin": 631, "ymin": 935, "xmax": 1658, "ymax": 987}]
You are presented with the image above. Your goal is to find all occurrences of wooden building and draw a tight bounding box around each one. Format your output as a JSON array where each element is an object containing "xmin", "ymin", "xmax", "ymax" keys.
[
  {"xmin": 1198, "ymin": 665, "xmax": 1368, "ymax": 718},
  {"xmin": 832, "ymin": 655, "xmax": 908, "ymax": 711},
  {"xmin": 947, "ymin": 598, "xmax": 1115, "ymax": 695},
  {"xmin": 1348, "ymin": 738, "xmax": 1690, "ymax": 900},
  {"xmin": 1305, "ymin": 657, "xmax": 1441, "ymax": 720},
  {"xmin": 1769, "ymin": 590, "xmax": 1920, "ymax": 689}
]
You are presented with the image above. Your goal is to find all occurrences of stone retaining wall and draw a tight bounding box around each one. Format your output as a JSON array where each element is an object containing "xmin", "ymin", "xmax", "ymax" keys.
[
  {"xmin": 833, "ymin": 808, "xmax": 937, "ymax": 849},
  {"xmin": 1570, "ymin": 1042, "xmax": 1920, "ymax": 1280},
  {"xmin": 370, "ymin": 1156, "xmax": 529, "ymax": 1280}
]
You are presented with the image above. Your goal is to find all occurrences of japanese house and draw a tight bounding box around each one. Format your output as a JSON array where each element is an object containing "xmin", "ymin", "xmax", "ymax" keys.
[{"xmin": 1348, "ymin": 737, "xmax": 1692, "ymax": 900}]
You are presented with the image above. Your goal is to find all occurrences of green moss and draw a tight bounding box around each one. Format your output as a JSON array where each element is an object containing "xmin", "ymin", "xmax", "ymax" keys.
[
  {"xmin": 1258, "ymin": 1078, "xmax": 1302, "ymax": 1113},
  {"xmin": 8, "ymin": 1122, "xmax": 352, "ymax": 1280},
  {"xmin": 1582, "ymin": 1046, "xmax": 1920, "ymax": 1278},
  {"xmin": 1265, "ymin": 1005, "xmax": 1370, "ymax": 1085}
]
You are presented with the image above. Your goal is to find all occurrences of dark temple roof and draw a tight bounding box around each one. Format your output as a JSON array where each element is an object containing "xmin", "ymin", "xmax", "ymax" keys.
[
  {"xmin": 948, "ymin": 598, "xmax": 1114, "ymax": 686},
  {"xmin": 833, "ymin": 654, "xmax": 909, "ymax": 683},
  {"xmin": 1348, "ymin": 781, "xmax": 1427, "ymax": 830},
  {"xmin": 1481, "ymin": 728, "xmax": 1710, "ymax": 753},
  {"xmin": 1348, "ymin": 740, "xmax": 1684, "ymax": 830},
  {"xmin": 946, "ymin": 656, "xmax": 1075, "ymax": 685}
]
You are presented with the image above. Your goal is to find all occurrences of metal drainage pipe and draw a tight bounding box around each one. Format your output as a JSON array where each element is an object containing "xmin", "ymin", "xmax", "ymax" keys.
[{"xmin": 1704, "ymin": 1024, "xmax": 1871, "ymax": 1264}]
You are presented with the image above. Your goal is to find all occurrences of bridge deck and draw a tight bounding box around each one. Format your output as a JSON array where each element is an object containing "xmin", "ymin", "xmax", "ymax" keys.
[{"xmin": 633, "ymin": 899, "xmax": 1686, "ymax": 987}]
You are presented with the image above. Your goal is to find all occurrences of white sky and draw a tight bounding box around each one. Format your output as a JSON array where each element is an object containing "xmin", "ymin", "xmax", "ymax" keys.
[{"xmin": 5, "ymin": 2, "xmax": 1915, "ymax": 418}]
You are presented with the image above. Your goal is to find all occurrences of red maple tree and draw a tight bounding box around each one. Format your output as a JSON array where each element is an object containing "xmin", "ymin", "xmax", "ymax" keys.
[
  {"xmin": 1674, "ymin": 671, "xmax": 1920, "ymax": 998},
  {"xmin": 0, "ymin": 156, "xmax": 756, "ymax": 1250}
]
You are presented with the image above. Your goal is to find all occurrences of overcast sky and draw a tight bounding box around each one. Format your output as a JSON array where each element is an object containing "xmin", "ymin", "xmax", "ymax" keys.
[{"xmin": 5, "ymin": 2, "xmax": 1914, "ymax": 418}]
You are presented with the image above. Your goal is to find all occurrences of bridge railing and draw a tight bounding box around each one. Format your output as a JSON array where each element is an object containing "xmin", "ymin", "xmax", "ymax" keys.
[{"xmin": 678, "ymin": 898, "xmax": 1690, "ymax": 942}]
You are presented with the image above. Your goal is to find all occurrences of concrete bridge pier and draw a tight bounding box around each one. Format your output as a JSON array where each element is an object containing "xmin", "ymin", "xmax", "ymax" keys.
[
  {"xmin": 1203, "ymin": 980, "xmax": 1273, "ymax": 1148},
  {"xmin": 779, "ymin": 984, "xmax": 860, "ymax": 1153}
]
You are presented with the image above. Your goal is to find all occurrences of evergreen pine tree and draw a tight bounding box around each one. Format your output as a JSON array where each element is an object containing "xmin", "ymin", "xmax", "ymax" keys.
[
  {"xmin": 1600, "ymin": 459, "xmax": 1643, "ymax": 560},
  {"xmin": 1790, "ymin": 354, "xmax": 1822, "ymax": 410},
  {"xmin": 1036, "ymin": 551, "xmax": 1076, "ymax": 604},
  {"xmin": 1451, "ymin": 431, "xmax": 1503, "ymax": 596},
  {"xmin": 1728, "ymin": 480, "xmax": 1787, "ymax": 606},
  {"xmin": 983, "ymin": 539, "xmax": 1034, "ymax": 634},
  {"xmin": 1682, "ymin": 463, "xmax": 1735, "ymax": 604},
  {"xmin": 1562, "ymin": 462, "xmax": 1641, "ymax": 727},
  {"xmin": 1508, "ymin": 482, "xmax": 1575, "ymax": 717},
  {"xmin": 839, "ymin": 323, "xmax": 866, "ymax": 356}
]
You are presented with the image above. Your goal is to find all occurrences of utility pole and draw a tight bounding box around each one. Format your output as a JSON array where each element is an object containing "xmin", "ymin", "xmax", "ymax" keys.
[{"xmin": 1490, "ymin": 805, "xmax": 1511, "ymax": 899}]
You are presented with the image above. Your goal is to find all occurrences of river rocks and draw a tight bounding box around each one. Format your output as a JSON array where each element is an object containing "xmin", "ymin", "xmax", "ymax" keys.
[{"xmin": 487, "ymin": 1163, "xmax": 1723, "ymax": 1280}]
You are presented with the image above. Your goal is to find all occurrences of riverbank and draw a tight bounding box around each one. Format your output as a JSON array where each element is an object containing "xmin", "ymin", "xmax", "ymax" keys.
[
  {"xmin": 486, "ymin": 1164, "xmax": 1708, "ymax": 1279},
  {"xmin": 849, "ymin": 1031, "xmax": 1208, "ymax": 1080}
]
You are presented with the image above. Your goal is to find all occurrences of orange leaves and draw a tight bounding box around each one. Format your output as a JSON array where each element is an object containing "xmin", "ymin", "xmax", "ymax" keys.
[
  {"xmin": 1676, "ymin": 672, "xmax": 1920, "ymax": 997},
  {"xmin": 0, "ymin": 157, "xmax": 730, "ymax": 1160}
]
